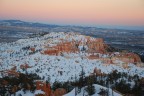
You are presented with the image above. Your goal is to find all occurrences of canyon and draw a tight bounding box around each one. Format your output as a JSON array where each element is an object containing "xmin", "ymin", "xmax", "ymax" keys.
[{"xmin": 0, "ymin": 32, "xmax": 144, "ymax": 95}]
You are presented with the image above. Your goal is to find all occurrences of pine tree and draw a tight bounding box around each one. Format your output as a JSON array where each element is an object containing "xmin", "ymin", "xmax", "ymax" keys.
[
  {"xmin": 85, "ymin": 76, "xmax": 95, "ymax": 95},
  {"xmin": 98, "ymin": 88, "xmax": 108, "ymax": 96},
  {"xmin": 78, "ymin": 66, "xmax": 85, "ymax": 93}
]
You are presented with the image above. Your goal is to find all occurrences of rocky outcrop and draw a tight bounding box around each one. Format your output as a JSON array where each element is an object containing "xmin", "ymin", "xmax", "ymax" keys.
[
  {"xmin": 88, "ymin": 54, "xmax": 99, "ymax": 59},
  {"xmin": 36, "ymin": 81, "xmax": 66, "ymax": 96},
  {"xmin": 112, "ymin": 53, "xmax": 141, "ymax": 64},
  {"xmin": 43, "ymin": 41, "xmax": 78, "ymax": 55},
  {"xmin": 132, "ymin": 53, "xmax": 141, "ymax": 62},
  {"xmin": 86, "ymin": 38, "xmax": 106, "ymax": 53},
  {"xmin": 36, "ymin": 81, "xmax": 51, "ymax": 96},
  {"xmin": 40, "ymin": 33, "xmax": 142, "ymax": 66},
  {"xmin": 43, "ymin": 37, "xmax": 106, "ymax": 55},
  {"xmin": 2, "ymin": 70, "xmax": 19, "ymax": 77},
  {"xmin": 20, "ymin": 64, "xmax": 32, "ymax": 70},
  {"xmin": 30, "ymin": 47, "xmax": 35, "ymax": 52},
  {"xmin": 93, "ymin": 67, "xmax": 107, "ymax": 76},
  {"xmin": 54, "ymin": 88, "xmax": 67, "ymax": 96},
  {"xmin": 43, "ymin": 49, "xmax": 59, "ymax": 56}
]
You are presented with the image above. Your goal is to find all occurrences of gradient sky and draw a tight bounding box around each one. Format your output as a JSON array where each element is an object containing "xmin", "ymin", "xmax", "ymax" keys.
[{"xmin": 0, "ymin": 0, "xmax": 144, "ymax": 27}]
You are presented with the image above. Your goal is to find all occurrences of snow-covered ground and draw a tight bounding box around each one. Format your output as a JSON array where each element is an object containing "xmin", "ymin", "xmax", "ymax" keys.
[
  {"xmin": 0, "ymin": 32, "xmax": 144, "ymax": 84},
  {"xmin": 11, "ymin": 90, "xmax": 45, "ymax": 96},
  {"xmin": 11, "ymin": 84, "xmax": 122, "ymax": 96},
  {"xmin": 64, "ymin": 84, "xmax": 122, "ymax": 96}
]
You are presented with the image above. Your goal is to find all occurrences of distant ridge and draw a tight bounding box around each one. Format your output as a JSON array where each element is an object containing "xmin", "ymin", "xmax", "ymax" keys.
[
  {"xmin": 0, "ymin": 19, "xmax": 59, "ymax": 28},
  {"xmin": 0, "ymin": 19, "xmax": 144, "ymax": 31}
]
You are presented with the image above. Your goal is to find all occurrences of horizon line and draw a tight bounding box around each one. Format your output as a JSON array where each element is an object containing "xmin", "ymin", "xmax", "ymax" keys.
[{"xmin": 0, "ymin": 19, "xmax": 144, "ymax": 31}]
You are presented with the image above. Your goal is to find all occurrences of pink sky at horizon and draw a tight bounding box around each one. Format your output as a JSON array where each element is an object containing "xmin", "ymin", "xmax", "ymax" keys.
[{"xmin": 0, "ymin": 0, "xmax": 144, "ymax": 26}]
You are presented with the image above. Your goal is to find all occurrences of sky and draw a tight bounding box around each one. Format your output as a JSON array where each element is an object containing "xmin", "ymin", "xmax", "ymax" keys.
[{"xmin": 0, "ymin": 0, "xmax": 144, "ymax": 29}]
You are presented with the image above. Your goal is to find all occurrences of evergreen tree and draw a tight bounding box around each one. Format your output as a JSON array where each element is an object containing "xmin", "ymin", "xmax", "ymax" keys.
[
  {"xmin": 78, "ymin": 66, "xmax": 85, "ymax": 93},
  {"xmin": 98, "ymin": 88, "xmax": 108, "ymax": 96},
  {"xmin": 52, "ymin": 81, "xmax": 63, "ymax": 90},
  {"xmin": 85, "ymin": 76, "xmax": 95, "ymax": 95}
]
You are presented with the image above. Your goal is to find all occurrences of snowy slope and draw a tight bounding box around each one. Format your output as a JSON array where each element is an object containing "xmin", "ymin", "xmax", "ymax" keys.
[
  {"xmin": 11, "ymin": 90, "xmax": 45, "ymax": 96},
  {"xmin": 64, "ymin": 84, "xmax": 122, "ymax": 96},
  {"xmin": 11, "ymin": 84, "xmax": 122, "ymax": 96},
  {"xmin": 0, "ymin": 32, "xmax": 144, "ymax": 84}
]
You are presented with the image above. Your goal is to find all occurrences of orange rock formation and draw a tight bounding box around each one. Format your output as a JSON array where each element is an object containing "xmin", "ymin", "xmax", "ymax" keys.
[
  {"xmin": 43, "ymin": 38, "xmax": 106, "ymax": 55},
  {"xmin": 36, "ymin": 81, "xmax": 51, "ymax": 96},
  {"xmin": 87, "ymin": 38, "xmax": 106, "ymax": 53},
  {"xmin": 114, "ymin": 53, "xmax": 141, "ymax": 63},
  {"xmin": 43, "ymin": 41, "xmax": 78, "ymax": 55},
  {"xmin": 20, "ymin": 64, "xmax": 32, "ymax": 70},
  {"xmin": 36, "ymin": 81, "xmax": 67, "ymax": 96},
  {"xmin": 54, "ymin": 88, "xmax": 67, "ymax": 96},
  {"xmin": 4, "ymin": 70, "xmax": 19, "ymax": 77},
  {"xmin": 88, "ymin": 54, "xmax": 99, "ymax": 59},
  {"xmin": 93, "ymin": 67, "xmax": 107, "ymax": 76},
  {"xmin": 30, "ymin": 47, "xmax": 35, "ymax": 52}
]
